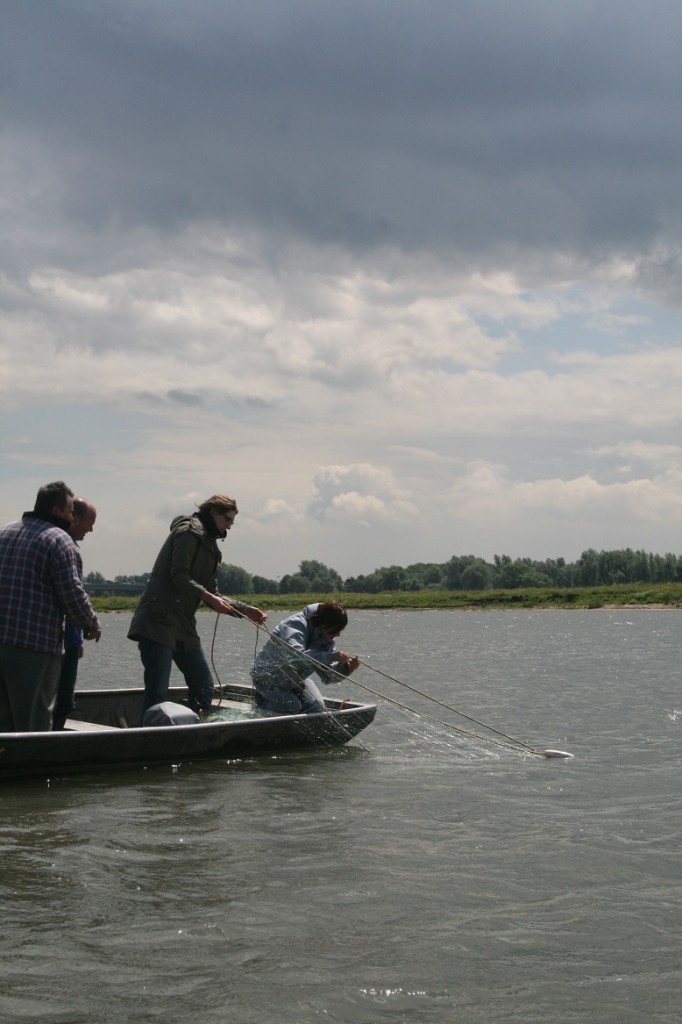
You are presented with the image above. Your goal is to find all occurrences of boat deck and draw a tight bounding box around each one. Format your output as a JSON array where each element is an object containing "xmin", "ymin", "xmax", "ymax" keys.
[
  {"xmin": 64, "ymin": 698, "xmax": 252, "ymax": 732},
  {"xmin": 65, "ymin": 719, "xmax": 119, "ymax": 732}
]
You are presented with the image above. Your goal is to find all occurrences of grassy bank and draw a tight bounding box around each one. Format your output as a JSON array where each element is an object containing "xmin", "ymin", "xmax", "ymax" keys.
[{"xmin": 91, "ymin": 582, "xmax": 682, "ymax": 614}]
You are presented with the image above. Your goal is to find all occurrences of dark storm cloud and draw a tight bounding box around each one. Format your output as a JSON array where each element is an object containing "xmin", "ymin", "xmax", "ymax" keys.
[
  {"xmin": 166, "ymin": 389, "xmax": 204, "ymax": 407},
  {"xmin": 3, "ymin": 0, "xmax": 682, "ymax": 259}
]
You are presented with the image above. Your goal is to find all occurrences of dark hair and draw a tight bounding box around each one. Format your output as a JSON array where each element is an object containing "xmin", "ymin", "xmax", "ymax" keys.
[
  {"xmin": 197, "ymin": 494, "xmax": 238, "ymax": 515},
  {"xmin": 309, "ymin": 602, "xmax": 348, "ymax": 631},
  {"xmin": 34, "ymin": 481, "xmax": 74, "ymax": 517}
]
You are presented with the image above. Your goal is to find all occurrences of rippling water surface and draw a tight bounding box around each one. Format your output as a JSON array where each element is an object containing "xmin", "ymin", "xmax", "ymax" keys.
[{"xmin": 1, "ymin": 609, "xmax": 680, "ymax": 1023}]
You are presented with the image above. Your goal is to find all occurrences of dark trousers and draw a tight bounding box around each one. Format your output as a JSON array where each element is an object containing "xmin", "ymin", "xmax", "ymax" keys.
[
  {"xmin": 53, "ymin": 646, "xmax": 80, "ymax": 730},
  {"xmin": 137, "ymin": 638, "xmax": 214, "ymax": 719},
  {"xmin": 0, "ymin": 643, "xmax": 61, "ymax": 732}
]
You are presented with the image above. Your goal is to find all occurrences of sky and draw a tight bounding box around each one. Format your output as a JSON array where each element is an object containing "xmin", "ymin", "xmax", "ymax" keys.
[{"xmin": 2, "ymin": 0, "xmax": 682, "ymax": 583}]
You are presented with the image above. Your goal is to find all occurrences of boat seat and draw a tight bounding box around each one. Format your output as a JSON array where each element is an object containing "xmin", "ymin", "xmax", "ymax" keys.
[{"xmin": 64, "ymin": 719, "xmax": 120, "ymax": 732}]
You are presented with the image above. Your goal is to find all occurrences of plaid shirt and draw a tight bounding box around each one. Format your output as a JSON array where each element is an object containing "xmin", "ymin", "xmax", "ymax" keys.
[{"xmin": 0, "ymin": 515, "xmax": 101, "ymax": 655}]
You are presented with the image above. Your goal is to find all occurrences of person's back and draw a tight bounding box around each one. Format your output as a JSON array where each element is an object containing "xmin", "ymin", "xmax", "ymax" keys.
[
  {"xmin": 0, "ymin": 515, "xmax": 84, "ymax": 654},
  {"xmin": 252, "ymin": 604, "xmax": 339, "ymax": 687},
  {"xmin": 251, "ymin": 603, "xmax": 359, "ymax": 715},
  {"xmin": 0, "ymin": 481, "xmax": 101, "ymax": 732},
  {"xmin": 129, "ymin": 513, "xmax": 221, "ymax": 651}
]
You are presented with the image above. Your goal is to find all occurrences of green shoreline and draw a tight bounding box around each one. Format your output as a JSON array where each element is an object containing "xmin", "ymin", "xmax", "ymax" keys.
[{"xmin": 91, "ymin": 582, "xmax": 682, "ymax": 614}]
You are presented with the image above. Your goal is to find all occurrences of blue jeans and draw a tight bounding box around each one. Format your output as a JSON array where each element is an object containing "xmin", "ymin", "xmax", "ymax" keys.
[
  {"xmin": 253, "ymin": 675, "xmax": 325, "ymax": 715},
  {"xmin": 53, "ymin": 645, "xmax": 80, "ymax": 730},
  {"xmin": 137, "ymin": 638, "xmax": 214, "ymax": 718}
]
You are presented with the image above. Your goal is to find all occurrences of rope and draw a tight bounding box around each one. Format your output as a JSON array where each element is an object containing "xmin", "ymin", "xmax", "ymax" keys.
[
  {"xmin": 210, "ymin": 612, "xmax": 222, "ymax": 698},
  {"xmin": 219, "ymin": 611, "xmax": 547, "ymax": 757},
  {"xmin": 209, "ymin": 609, "xmax": 262, "ymax": 707},
  {"xmin": 354, "ymin": 657, "xmax": 541, "ymax": 755}
]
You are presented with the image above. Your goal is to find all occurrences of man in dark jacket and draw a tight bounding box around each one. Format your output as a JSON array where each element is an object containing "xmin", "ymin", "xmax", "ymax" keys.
[{"xmin": 128, "ymin": 493, "xmax": 266, "ymax": 718}]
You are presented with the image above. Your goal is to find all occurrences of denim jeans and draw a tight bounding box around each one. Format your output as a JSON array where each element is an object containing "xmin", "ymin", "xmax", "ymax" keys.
[
  {"xmin": 137, "ymin": 638, "xmax": 214, "ymax": 718},
  {"xmin": 53, "ymin": 645, "xmax": 80, "ymax": 730},
  {"xmin": 253, "ymin": 674, "xmax": 325, "ymax": 715}
]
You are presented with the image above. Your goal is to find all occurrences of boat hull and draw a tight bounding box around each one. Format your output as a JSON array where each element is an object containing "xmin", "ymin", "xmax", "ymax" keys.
[{"xmin": 0, "ymin": 685, "xmax": 376, "ymax": 780}]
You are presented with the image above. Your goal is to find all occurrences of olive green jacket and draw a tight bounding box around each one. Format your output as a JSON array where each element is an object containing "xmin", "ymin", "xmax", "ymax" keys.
[{"xmin": 127, "ymin": 513, "xmax": 222, "ymax": 650}]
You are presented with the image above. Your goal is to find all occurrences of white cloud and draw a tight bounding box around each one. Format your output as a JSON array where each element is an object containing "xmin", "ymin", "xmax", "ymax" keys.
[
  {"xmin": 446, "ymin": 460, "xmax": 682, "ymax": 528},
  {"xmin": 2, "ymin": 1, "xmax": 682, "ymax": 579},
  {"xmin": 308, "ymin": 464, "xmax": 418, "ymax": 527},
  {"xmin": 253, "ymin": 498, "xmax": 304, "ymax": 532}
]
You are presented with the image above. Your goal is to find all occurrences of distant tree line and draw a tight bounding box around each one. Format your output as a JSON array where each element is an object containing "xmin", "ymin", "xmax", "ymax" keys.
[{"xmin": 86, "ymin": 549, "xmax": 682, "ymax": 594}]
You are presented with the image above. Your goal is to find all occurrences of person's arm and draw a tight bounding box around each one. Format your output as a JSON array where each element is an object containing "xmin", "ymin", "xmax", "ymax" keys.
[
  {"xmin": 255, "ymin": 613, "xmax": 314, "ymax": 674},
  {"xmin": 276, "ymin": 614, "xmax": 310, "ymax": 654},
  {"xmin": 51, "ymin": 544, "xmax": 101, "ymax": 640},
  {"xmin": 168, "ymin": 529, "xmax": 211, "ymax": 601},
  {"xmin": 168, "ymin": 530, "xmax": 267, "ymax": 623},
  {"xmin": 225, "ymin": 600, "xmax": 267, "ymax": 624},
  {"xmin": 301, "ymin": 630, "xmax": 358, "ymax": 679},
  {"xmin": 331, "ymin": 652, "xmax": 360, "ymax": 676},
  {"xmin": 311, "ymin": 649, "xmax": 358, "ymax": 684},
  {"xmin": 201, "ymin": 591, "xmax": 266, "ymax": 623}
]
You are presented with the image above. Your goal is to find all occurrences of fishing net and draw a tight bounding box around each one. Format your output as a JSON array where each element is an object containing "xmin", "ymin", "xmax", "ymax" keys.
[{"xmin": 204, "ymin": 704, "xmax": 266, "ymax": 723}]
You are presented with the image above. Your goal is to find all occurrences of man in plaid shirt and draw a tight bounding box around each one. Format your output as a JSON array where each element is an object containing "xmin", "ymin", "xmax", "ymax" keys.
[{"xmin": 0, "ymin": 481, "xmax": 102, "ymax": 732}]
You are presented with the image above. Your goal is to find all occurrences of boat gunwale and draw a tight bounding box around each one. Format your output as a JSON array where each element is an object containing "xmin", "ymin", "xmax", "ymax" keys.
[{"xmin": 0, "ymin": 685, "xmax": 377, "ymax": 742}]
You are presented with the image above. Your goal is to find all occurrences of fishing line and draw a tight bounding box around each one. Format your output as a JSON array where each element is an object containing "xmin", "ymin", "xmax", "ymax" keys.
[
  {"xmin": 349, "ymin": 654, "xmax": 572, "ymax": 759},
  {"xmin": 209, "ymin": 610, "xmax": 261, "ymax": 706},
  {"xmin": 354, "ymin": 657, "xmax": 541, "ymax": 753},
  {"xmin": 210, "ymin": 610, "xmax": 362, "ymax": 743},
  {"xmin": 209, "ymin": 613, "xmax": 225, "ymax": 703},
  {"xmin": 224, "ymin": 612, "xmax": 572, "ymax": 759}
]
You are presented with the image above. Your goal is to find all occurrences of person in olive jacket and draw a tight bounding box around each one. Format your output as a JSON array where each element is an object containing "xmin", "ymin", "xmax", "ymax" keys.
[{"xmin": 128, "ymin": 494, "xmax": 266, "ymax": 718}]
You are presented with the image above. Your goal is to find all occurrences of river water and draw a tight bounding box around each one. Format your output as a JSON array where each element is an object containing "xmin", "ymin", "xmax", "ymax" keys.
[{"xmin": 1, "ymin": 609, "xmax": 680, "ymax": 1023}]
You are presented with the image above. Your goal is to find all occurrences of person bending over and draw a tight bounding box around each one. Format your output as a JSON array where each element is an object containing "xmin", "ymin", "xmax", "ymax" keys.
[{"xmin": 251, "ymin": 602, "xmax": 359, "ymax": 715}]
